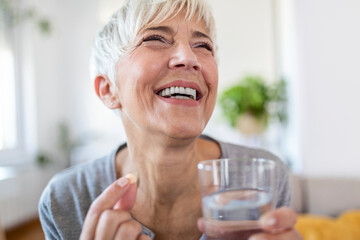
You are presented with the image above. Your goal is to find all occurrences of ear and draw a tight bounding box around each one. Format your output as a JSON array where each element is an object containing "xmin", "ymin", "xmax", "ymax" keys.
[{"xmin": 94, "ymin": 75, "xmax": 121, "ymax": 109}]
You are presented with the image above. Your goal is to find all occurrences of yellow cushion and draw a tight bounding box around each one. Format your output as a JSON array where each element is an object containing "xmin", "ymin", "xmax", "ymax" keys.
[
  {"xmin": 337, "ymin": 210, "xmax": 360, "ymax": 229},
  {"xmin": 296, "ymin": 210, "xmax": 360, "ymax": 240}
]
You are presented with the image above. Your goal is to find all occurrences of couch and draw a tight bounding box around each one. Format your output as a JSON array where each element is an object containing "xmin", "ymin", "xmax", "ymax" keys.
[{"xmin": 290, "ymin": 174, "xmax": 360, "ymax": 239}]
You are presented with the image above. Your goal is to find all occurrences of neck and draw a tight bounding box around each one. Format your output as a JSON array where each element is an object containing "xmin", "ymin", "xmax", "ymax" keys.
[
  {"xmin": 116, "ymin": 135, "xmax": 208, "ymax": 236},
  {"xmin": 115, "ymin": 130, "xmax": 220, "ymax": 238},
  {"xmin": 120, "ymin": 133, "xmax": 203, "ymax": 202}
]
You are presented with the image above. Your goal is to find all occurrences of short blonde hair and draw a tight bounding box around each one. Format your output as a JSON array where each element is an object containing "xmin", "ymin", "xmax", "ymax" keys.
[{"xmin": 90, "ymin": 0, "xmax": 217, "ymax": 84}]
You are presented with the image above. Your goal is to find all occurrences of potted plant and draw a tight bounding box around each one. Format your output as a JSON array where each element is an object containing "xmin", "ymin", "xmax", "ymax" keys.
[
  {"xmin": 218, "ymin": 75, "xmax": 286, "ymax": 135},
  {"xmin": 0, "ymin": 0, "xmax": 51, "ymax": 34}
]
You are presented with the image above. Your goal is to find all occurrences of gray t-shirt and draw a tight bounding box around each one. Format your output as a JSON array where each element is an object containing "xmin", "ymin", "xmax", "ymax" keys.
[{"xmin": 39, "ymin": 137, "xmax": 291, "ymax": 240}]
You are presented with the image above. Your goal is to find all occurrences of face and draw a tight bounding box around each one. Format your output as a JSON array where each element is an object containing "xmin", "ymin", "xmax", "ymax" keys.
[{"xmin": 114, "ymin": 12, "xmax": 218, "ymax": 139}]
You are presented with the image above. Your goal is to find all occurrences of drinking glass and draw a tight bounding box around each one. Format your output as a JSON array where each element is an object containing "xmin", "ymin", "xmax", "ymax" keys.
[{"xmin": 198, "ymin": 158, "xmax": 276, "ymax": 240}]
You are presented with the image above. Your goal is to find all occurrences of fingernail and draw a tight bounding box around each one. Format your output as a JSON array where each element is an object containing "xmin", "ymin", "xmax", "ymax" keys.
[
  {"xmin": 249, "ymin": 237, "xmax": 266, "ymax": 240},
  {"xmin": 249, "ymin": 236, "xmax": 268, "ymax": 240},
  {"xmin": 125, "ymin": 173, "xmax": 136, "ymax": 184},
  {"xmin": 117, "ymin": 177, "xmax": 129, "ymax": 187},
  {"xmin": 265, "ymin": 217, "xmax": 276, "ymax": 226}
]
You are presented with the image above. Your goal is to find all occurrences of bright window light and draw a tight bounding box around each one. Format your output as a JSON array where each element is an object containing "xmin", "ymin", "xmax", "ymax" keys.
[{"xmin": 0, "ymin": 46, "xmax": 18, "ymax": 151}]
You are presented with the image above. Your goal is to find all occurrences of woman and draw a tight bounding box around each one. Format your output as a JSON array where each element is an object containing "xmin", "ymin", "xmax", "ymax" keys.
[{"xmin": 39, "ymin": 0, "xmax": 301, "ymax": 239}]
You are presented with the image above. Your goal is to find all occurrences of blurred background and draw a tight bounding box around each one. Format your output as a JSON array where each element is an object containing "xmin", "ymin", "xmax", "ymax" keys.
[{"xmin": 1, "ymin": 0, "xmax": 360, "ymax": 239}]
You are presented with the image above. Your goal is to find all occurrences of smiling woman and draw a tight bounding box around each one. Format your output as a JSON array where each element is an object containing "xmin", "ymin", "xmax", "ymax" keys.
[
  {"xmin": 38, "ymin": 0, "xmax": 300, "ymax": 240},
  {"xmin": 106, "ymin": 11, "xmax": 218, "ymax": 140}
]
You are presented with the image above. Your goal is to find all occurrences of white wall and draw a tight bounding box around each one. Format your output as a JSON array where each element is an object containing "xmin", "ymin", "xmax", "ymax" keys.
[
  {"xmin": 288, "ymin": 0, "xmax": 360, "ymax": 177},
  {"xmin": 27, "ymin": 0, "xmax": 126, "ymax": 164},
  {"xmin": 208, "ymin": 0, "xmax": 276, "ymax": 89},
  {"xmin": 204, "ymin": 0, "xmax": 288, "ymax": 160}
]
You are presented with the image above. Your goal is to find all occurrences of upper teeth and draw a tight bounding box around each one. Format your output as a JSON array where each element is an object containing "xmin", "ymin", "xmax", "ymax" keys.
[{"xmin": 159, "ymin": 86, "xmax": 197, "ymax": 100}]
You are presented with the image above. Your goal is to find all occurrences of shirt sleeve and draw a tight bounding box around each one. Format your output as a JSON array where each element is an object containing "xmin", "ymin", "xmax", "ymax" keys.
[
  {"xmin": 275, "ymin": 163, "xmax": 291, "ymax": 208},
  {"xmin": 38, "ymin": 185, "xmax": 62, "ymax": 240}
]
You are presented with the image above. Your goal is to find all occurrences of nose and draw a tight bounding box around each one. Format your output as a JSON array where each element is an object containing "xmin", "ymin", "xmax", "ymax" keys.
[{"xmin": 168, "ymin": 43, "xmax": 202, "ymax": 71}]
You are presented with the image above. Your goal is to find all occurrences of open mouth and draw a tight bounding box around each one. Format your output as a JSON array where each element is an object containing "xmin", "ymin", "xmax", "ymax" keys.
[{"xmin": 156, "ymin": 86, "xmax": 200, "ymax": 100}]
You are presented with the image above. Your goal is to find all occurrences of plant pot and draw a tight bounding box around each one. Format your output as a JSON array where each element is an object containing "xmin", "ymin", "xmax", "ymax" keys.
[{"xmin": 235, "ymin": 112, "xmax": 268, "ymax": 135}]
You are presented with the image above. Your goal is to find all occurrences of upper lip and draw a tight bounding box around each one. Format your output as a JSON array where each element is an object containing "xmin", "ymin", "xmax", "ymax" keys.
[{"xmin": 154, "ymin": 80, "xmax": 203, "ymax": 100}]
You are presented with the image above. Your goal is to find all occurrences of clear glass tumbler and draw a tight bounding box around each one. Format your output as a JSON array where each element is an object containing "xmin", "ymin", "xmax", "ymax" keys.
[{"xmin": 198, "ymin": 158, "xmax": 276, "ymax": 240}]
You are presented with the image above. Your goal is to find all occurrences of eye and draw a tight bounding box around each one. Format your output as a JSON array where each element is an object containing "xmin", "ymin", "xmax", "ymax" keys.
[
  {"xmin": 194, "ymin": 41, "xmax": 214, "ymax": 52},
  {"xmin": 142, "ymin": 34, "xmax": 168, "ymax": 44}
]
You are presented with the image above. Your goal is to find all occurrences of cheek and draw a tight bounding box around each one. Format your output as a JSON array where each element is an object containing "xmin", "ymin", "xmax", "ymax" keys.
[
  {"xmin": 116, "ymin": 60, "xmax": 147, "ymax": 99},
  {"xmin": 203, "ymin": 61, "xmax": 218, "ymax": 115},
  {"xmin": 202, "ymin": 60, "xmax": 219, "ymax": 90},
  {"xmin": 116, "ymin": 60, "xmax": 165, "ymax": 112},
  {"xmin": 125, "ymin": 51, "xmax": 166, "ymax": 86},
  {"xmin": 210, "ymin": 61, "xmax": 219, "ymax": 84}
]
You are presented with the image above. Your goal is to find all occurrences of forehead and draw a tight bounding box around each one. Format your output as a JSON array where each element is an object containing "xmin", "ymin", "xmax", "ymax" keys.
[{"xmin": 138, "ymin": 12, "xmax": 209, "ymax": 37}]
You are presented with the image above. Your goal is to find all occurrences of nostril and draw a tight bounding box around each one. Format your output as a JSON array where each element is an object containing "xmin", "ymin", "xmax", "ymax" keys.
[
  {"xmin": 193, "ymin": 65, "xmax": 200, "ymax": 71},
  {"xmin": 173, "ymin": 63, "xmax": 200, "ymax": 71},
  {"xmin": 174, "ymin": 64, "xmax": 186, "ymax": 68}
]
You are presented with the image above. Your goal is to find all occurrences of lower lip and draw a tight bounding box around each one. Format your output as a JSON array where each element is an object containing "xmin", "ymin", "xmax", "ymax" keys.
[{"xmin": 156, "ymin": 95, "xmax": 201, "ymax": 107}]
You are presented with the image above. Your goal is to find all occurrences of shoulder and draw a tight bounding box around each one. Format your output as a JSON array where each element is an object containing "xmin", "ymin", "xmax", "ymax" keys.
[
  {"xmin": 44, "ymin": 150, "xmax": 116, "ymax": 202},
  {"xmin": 38, "ymin": 148, "xmax": 118, "ymax": 239},
  {"xmin": 216, "ymin": 137, "xmax": 289, "ymax": 174},
  {"xmin": 204, "ymin": 135, "xmax": 292, "ymax": 207},
  {"xmin": 221, "ymin": 140, "xmax": 281, "ymax": 161},
  {"xmin": 201, "ymin": 135, "xmax": 281, "ymax": 161},
  {"xmin": 202, "ymin": 135, "xmax": 290, "ymax": 177}
]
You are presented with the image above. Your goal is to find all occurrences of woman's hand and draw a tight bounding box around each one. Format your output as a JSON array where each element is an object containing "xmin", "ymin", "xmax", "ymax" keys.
[
  {"xmin": 197, "ymin": 207, "xmax": 302, "ymax": 240},
  {"xmin": 80, "ymin": 175, "xmax": 151, "ymax": 240},
  {"xmin": 249, "ymin": 207, "xmax": 302, "ymax": 240}
]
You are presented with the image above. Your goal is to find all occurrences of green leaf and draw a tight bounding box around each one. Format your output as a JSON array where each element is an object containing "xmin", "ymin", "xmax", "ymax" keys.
[{"xmin": 218, "ymin": 75, "xmax": 287, "ymax": 127}]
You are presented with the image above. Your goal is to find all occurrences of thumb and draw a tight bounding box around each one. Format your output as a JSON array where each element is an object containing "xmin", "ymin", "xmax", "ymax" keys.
[
  {"xmin": 259, "ymin": 207, "xmax": 297, "ymax": 232},
  {"xmin": 114, "ymin": 174, "xmax": 137, "ymax": 211},
  {"xmin": 197, "ymin": 218, "xmax": 205, "ymax": 233}
]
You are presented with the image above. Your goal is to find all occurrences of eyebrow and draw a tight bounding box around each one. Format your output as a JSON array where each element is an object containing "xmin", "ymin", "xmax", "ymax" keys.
[
  {"xmin": 192, "ymin": 30, "xmax": 213, "ymax": 43},
  {"xmin": 140, "ymin": 26, "xmax": 213, "ymax": 43},
  {"xmin": 140, "ymin": 26, "xmax": 174, "ymax": 35}
]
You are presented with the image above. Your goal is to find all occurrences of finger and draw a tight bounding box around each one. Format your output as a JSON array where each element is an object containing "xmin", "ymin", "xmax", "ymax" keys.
[
  {"xmin": 94, "ymin": 174, "xmax": 136, "ymax": 211},
  {"xmin": 249, "ymin": 228, "xmax": 303, "ymax": 240},
  {"xmin": 114, "ymin": 182, "xmax": 138, "ymax": 211},
  {"xmin": 138, "ymin": 234, "xmax": 152, "ymax": 240},
  {"xmin": 259, "ymin": 207, "xmax": 297, "ymax": 233},
  {"xmin": 94, "ymin": 209, "xmax": 132, "ymax": 240},
  {"xmin": 80, "ymin": 175, "xmax": 134, "ymax": 240},
  {"xmin": 198, "ymin": 217, "xmax": 260, "ymax": 239},
  {"xmin": 114, "ymin": 220, "xmax": 143, "ymax": 240},
  {"xmin": 197, "ymin": 218, "xmax": 205, "ymax": 233}
]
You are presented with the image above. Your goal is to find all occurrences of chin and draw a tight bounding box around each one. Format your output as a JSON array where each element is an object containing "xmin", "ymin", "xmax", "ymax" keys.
[{"xmin": 162, "ymin": 122, "xmax": 205, "ymax": 140}]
